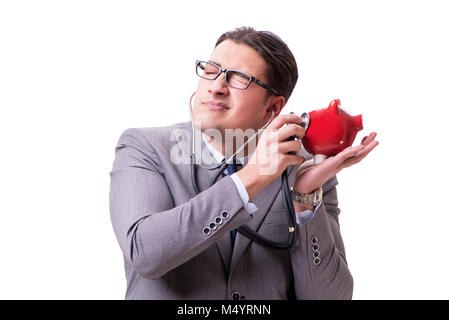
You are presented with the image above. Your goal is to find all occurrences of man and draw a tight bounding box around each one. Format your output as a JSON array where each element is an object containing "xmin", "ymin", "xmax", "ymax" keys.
[{"xmin": 109, "ymin": 26, "xmax": 379, "ymax": 299}]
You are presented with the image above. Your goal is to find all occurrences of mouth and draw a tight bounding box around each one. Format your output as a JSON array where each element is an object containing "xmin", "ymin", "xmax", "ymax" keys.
[{"xmin": 202, "ymin": 101, "xmax": 229, "ymax": 111}]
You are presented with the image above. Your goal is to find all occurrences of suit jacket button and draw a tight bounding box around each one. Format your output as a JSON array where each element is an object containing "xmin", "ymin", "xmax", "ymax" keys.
[
  {"xmin": 313, "ymin": 250, "xmax": 320, "ymax": 258},
  {"xmin": 202, "ymin": 227, "xmax": 211, "ymax": 236},
  {"xmin": 231, "ymin": 291, "xmax": 241, "ymax": 300},
  {"xmin": 221, "ymin": 210, "xmax": 230, "ymax": 219},
  {"xmin": 313, "ymin": 257, "xmax": 321, "ymax": 265},
  {"xmin": 311, "ymin": 236, "xmax": 318, "ymax": 244},
  {"xmin": 215, "ymin": 216, "xmax": 223, "ymax": 225},
  {"xmin": 209, "ymin": 222, "xmax": 217, "ymax": 230}
]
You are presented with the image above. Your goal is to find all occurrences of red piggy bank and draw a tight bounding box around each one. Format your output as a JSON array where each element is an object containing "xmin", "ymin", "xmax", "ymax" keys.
[{"xmin": 301, "ymin": 99, "xmax": 363, "ymax": 164}]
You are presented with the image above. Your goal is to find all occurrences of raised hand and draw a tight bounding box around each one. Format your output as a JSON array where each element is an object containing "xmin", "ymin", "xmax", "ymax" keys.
[{"xmin": 293, "ymin": 132, "xmax": 379, "ymax": 195}]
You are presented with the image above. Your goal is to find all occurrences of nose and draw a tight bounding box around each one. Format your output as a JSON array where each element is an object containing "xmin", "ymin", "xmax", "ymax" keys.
[{"xmin": 208, "ymin": 72, "xmax": 229, "ymax": 96}]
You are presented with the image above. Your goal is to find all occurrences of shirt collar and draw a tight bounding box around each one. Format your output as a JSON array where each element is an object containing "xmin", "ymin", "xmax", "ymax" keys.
[{"xmin": 201, "ymin": 132, "xmax": 248, "ymax": 166}]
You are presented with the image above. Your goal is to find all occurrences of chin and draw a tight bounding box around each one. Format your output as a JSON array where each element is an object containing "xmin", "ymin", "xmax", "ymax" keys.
[{"xmin": 192, "ymin": 112, "xmax": 226, "ymax": 132}]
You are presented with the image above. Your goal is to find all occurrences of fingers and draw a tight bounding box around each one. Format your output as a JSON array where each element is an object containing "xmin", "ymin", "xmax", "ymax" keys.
[
  {"xmin": 335, "ymin": 144, "xmax": 365, "ymax": 162},
  {"xmin": 337, "ymin": 140, "xmax": 379, "ymax": 171},
  {"xmin": 354, "ymin": 140, "xmax": 379, "ymax": 158},
  {"xmin": 277, "ymin": 123, "xmax": 306, "ymax": 142},
  {"xmin": 278, "ymin": 139, "xmax": 302, "ymax": 154},
  {"xmin": 361, "ymin": 132, "xmax": 377, "ymax": 146},
  {"xmin": 269, "ymin": 113, "xmax": 304, "ymax": 130}
]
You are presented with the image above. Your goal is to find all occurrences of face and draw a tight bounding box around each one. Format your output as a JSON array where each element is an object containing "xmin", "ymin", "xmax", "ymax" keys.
[{"xmin": 192, "ymin": 40, "xmax": 285, "ymax": 135}]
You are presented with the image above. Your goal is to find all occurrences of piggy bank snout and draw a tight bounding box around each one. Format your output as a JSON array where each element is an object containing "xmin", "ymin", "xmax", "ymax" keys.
[
  {"xmin": 302, "ymin": 99, "xmax": 363, "ymax": 164},
  {"xmin": 352, "ymin": 114, "xmax": 363, "ymax": 131}
]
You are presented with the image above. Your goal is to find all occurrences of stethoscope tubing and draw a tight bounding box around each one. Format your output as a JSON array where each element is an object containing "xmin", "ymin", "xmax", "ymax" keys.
[{"xmin": 188, "ymin": 91, "xmax": 297, "ymax": 250}]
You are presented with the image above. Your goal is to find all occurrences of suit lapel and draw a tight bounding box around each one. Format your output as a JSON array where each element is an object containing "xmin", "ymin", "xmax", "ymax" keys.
[
  {"xmin": 187, "ymin": 122, "xmax": 223, "ymax": 193},
  {"xmin": 184, "ymin": 122, "xmax": 299, "ymax": 275},
  {"xmin": 186, "ymin": 123, "xmax": 234, "ymax": 272},
  {"xmin": 215, "ymin": 233, "xmax": 233, "ymax": 273},
  {"xmin": 229, "ymin": 165, "xmax": 297, "ymax": 275},
  {"xmin": 229, "ymin": 176, "xmax": 281, "ymax": 274}
]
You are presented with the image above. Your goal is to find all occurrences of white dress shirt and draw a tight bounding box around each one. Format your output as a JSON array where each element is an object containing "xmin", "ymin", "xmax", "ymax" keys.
[{"xmin": 201, "ymin": 133, "xmax": 321, "ymax": 224}]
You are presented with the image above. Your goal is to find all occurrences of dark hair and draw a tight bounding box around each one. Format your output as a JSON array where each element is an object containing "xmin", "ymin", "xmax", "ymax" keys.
[{"xmin": 215, "ymin": 26, "xmax": 298, "ymax": 102}]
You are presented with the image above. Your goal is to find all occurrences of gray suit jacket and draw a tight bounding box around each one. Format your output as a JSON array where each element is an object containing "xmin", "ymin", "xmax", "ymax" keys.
[{"xmin": 109, "ymin": 121, "xmax": 353, "ymax": 300}]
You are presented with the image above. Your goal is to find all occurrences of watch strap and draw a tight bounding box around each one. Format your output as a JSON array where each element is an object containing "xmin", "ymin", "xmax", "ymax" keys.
[{"xmin": 290, "ymin": 186, "xmax": 323, "ymax": 206}]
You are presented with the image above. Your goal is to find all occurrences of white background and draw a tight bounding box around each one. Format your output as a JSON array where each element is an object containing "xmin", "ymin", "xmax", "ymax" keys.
[{"xmin": 0, "ymin": 0, "xmax": 448, "ymax": 299}]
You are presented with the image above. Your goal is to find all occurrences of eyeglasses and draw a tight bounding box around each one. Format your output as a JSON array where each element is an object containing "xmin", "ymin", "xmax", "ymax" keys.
[{"xmin": 195, "ymin": 60, "xmax": 280, "ymax": 96}]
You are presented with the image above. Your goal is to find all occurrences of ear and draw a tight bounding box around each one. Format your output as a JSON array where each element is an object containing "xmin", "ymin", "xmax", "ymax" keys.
[{"xmin": 264, "ymin": 95, "xmax": 286, "ymax": 120}]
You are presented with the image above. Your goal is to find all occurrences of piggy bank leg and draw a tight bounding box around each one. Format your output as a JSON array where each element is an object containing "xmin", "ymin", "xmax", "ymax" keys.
[{"xmin": 314, "ymin": 154, "xmax": 327, "ymax": 164}]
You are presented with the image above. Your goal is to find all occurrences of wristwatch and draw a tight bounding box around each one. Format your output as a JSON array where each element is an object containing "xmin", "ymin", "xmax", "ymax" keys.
[{"xmin": 290, "ymin": 186, "xmax": 323, "ymax": 206}]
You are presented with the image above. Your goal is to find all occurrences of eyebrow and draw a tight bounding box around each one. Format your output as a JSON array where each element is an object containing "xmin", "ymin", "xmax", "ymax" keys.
[
  {"xmin": 208, "ymin": 60, "xmax": 222, "ymax": 67},
  {"xmin": 208, "ymin": 60, "xmax": 247, "ymax": 74}
]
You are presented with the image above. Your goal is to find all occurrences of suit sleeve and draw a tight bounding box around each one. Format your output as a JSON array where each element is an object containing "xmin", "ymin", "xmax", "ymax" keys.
[
  {"xmin": 109, "ymin": 128, "xmax": 253, "ymax": 279},
  {"xmin": 290, "ymin": 175, "xmax": 354, "ymax": 299}
]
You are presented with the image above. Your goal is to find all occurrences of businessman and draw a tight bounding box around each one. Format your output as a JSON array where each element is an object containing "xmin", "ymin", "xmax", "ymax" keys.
[{"xmin": 109, "ymin": 26, "xmax": 379, "ymax": 299}]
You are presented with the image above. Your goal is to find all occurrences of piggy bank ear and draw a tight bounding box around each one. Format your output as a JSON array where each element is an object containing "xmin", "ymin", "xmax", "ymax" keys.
[{"xmin": 327, "ymin": 99, "xmax": 341, "ymax": 114}]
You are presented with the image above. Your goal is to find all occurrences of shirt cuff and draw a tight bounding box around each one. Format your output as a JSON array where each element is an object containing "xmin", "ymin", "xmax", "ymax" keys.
[
  {"xmin": 230, "ymin": 173, "xmax": 258, "ymax": 214},
  {"xmin": 295, "ymin": 200, "xmax": 322, "ymax": 225}
]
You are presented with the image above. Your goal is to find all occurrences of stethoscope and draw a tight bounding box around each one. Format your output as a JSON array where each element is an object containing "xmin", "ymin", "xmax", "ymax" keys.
[{"xmin": 188, "ymin": 91, "xmax": 303, "ymax": 250}]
